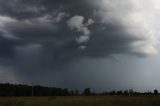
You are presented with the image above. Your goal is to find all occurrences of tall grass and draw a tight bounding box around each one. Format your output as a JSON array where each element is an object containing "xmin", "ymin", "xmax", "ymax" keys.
[{"xmin": 0, "ymin": 96, "xmax": 160, "ymax": 106}]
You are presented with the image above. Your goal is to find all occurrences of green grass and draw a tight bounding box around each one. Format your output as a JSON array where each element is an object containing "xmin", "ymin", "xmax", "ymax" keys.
[{"xmin": 0, "ymin": 96, "xmax": 160, "ymax": 106}]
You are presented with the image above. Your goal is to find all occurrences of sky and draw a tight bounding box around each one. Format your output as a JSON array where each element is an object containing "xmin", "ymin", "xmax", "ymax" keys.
[{"xmin": 0, "ymin": 0, "xmax": 160, "ymax": 92}]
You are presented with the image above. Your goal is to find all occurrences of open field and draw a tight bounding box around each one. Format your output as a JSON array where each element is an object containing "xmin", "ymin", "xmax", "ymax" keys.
[{"xmin": 0, "ymin": 96, "xmax": 160, "ymax": 106}]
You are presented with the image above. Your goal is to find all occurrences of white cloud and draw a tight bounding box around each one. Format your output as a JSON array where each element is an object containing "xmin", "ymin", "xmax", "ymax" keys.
[
  {"xmin": 25, "ymin": 12, "xmax": 67, "ymax": 24},
  {"xmin": 76, "ymin": 35, "xmax": 89, "ymax": 44},
  {"xmin": 55, "ymin": 12, "xmax": 68, "ymax": 22},
  {"xmin": 86, "ymin": 19, "xmax": 94, "ymax": 26},
  {"xmin": 67, "ymin": 15, "xmax": 94, "ymax": 48},
  {"xmin": 130, "ymin": 41, "xmax": 158, "ymax": 56},
  {"xmin": 95, "ymin": 0, "xmax": 159, "ymax": 55},
  {"xmin": 0, "ymin": 12, "xmax": 63, "ymax": 39},
  {"xmin": 0, "ymin": 16, "xmax": 18, "ymax": 39},
  {"xmin": 67, "ymin": 15, "xmax": 84, "ymax": 30},
  {"xmin": 78, "ymin": 45, "xmax": 87, "ymax": 50}
]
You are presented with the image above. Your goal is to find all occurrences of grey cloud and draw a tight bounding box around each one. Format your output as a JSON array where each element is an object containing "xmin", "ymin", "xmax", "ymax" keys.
[
  {"xmin": 0, "ymin": 0, "xmax": 158, "ymax": 62},
  {"xmin": 93, "ymin": 0, "xmax": 158, "ymax": 55},
  {"xmin": 0, "ymin": 0, "xmax": 159, "ymax": 86}
]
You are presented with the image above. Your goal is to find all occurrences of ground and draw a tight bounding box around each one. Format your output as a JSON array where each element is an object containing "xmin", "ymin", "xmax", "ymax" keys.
[{"xmin": 0, "ymin": 96, "xmax": 160, "ymax": 106}]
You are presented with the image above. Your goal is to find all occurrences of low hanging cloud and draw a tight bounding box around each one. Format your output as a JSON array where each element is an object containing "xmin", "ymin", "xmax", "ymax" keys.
[{"xmin": 0, "ymin": 0, "xmax": 159, "ymax": 75}]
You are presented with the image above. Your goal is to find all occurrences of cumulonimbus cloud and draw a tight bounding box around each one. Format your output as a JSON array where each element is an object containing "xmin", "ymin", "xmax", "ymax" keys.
[{"xmin": 0, "ymin": 0, "xmax": 159, "ymax": 74}]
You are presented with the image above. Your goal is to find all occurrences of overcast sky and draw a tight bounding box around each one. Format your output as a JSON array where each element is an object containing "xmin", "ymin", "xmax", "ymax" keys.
[{"xmin": 0, "ymin": 0, "xmax": 160, "ymax": 91}]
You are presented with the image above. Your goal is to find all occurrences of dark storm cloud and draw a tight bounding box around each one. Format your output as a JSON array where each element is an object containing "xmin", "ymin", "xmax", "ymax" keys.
[
  {"xmin": 0, "ymin": 0, "xmax": 93, "ymax": 20},
  {"xmin": 0, "ymin": 0, "xmax": 158, "ymax": 76}
]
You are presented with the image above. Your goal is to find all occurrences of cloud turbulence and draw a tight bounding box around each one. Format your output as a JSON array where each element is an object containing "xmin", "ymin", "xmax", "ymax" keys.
[{"xmin": 0, "ymin": 0, "xmax": 159, "ymax": 90}]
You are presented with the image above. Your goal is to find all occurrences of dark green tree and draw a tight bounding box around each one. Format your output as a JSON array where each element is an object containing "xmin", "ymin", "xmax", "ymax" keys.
[
  {"xmin": 154, "ymin": 89, "xmax": 159, "ymax": 95},
  {"xmin": 75, "ymin": 89, "xmax": 79, "ymax": 96},
  {"xmin": 124, "ymin": 90, "xmax": 129, "ymax": 96},
  {"xmin": 83, "ymin": 88, "xmax": 91, "ymax": 96}
]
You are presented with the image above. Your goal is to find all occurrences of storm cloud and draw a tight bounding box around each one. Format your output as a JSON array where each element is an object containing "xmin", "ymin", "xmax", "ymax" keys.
[{"xmin": 0, "ymin": 0, "xmax": 159, "ymax": 90}]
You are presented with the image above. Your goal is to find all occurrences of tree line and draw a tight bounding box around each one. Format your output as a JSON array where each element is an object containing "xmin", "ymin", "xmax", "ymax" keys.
[{"xmin": 0, "ymin": 83, "xmax": 159, "ymax": 96}]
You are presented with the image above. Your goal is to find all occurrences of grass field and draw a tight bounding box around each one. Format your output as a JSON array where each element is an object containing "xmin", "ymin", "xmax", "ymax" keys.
[{"xmin": 0, "ymin": 96, "xmax": 160, "ymax": 106}]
